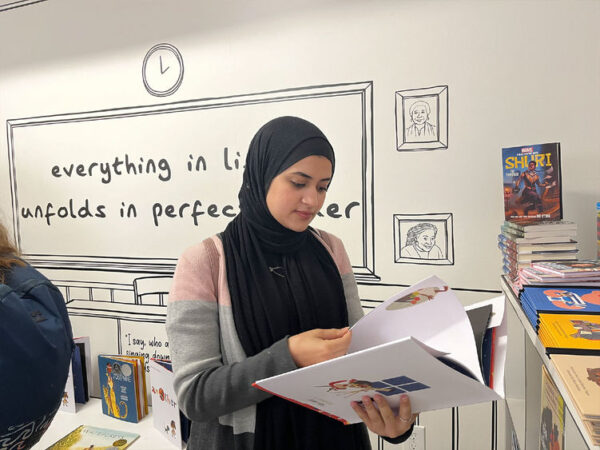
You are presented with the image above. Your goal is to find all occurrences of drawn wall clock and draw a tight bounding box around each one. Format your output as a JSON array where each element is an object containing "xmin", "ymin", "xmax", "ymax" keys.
[{"xmin": 142, "ymin": 43, "xmax": 184, "ymax": 97}]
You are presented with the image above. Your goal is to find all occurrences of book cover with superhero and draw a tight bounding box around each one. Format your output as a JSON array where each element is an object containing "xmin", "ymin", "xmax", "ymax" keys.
[
  {"xmin": 502, "ymin": 143, "xmax": 562, "ymax": 224},
  {"xmin": 98, "ymin": 355, "xmax": 140, "ymax": 423}
]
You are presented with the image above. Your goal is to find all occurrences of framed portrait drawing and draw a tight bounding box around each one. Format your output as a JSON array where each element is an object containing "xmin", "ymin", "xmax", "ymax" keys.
[
  {"xmin": 393, "ymin": 213, "xmax": 454, "ymax": 265},
  {"xmin": 395, "ymin": 85, "xmax": 448, "ymax": 151}
]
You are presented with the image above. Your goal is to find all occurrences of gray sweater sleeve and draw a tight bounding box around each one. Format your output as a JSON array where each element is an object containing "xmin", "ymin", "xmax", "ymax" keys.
[{"xmin": 167, "ymin": 298, "xmax": 296, "ymax": 422}]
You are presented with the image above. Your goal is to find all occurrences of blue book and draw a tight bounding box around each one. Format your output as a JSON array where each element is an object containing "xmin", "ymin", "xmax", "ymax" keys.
[
  {"xmin": 71, "ymin": 345, "xmax": 85, "ymax": 404},
  {"xmin": 98, "ymin": 355, "xmax": 141, "ymax": 423},
  {"xmin": 521, "ymin": 287, "xmax": 600, "ymax": 333}
]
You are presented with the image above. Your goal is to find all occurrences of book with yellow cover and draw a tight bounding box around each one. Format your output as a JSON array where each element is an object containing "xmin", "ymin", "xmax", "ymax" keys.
[
  {"xmin": 551, "ymin": 354, "xmax": 600, "ymax": 420},
  {"xmin": 538, "ymin": 313, "xmax": 600, "ymax": 355},
  {"xmin": 540, "ymin": 366, "xmax": 565, "ymax": 450},
  {"xmin": 47, "ymin": 424, "xmax": 139, "ymax": 449}
]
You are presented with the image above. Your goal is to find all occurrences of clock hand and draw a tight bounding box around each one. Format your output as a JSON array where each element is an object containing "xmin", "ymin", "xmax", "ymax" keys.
[{"xmin": 159, "ymin": 55, "xmax": 170, "ymax": 75}]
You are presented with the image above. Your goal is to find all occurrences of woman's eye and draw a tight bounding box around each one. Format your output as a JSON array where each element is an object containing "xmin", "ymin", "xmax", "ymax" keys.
[
  {"xmin": 291, "ymin": 181, "xmax": 305, "ymax": 188},
  {"xmin": 318, "ymin": 186, "xmax": 329, "ymax": 192}
]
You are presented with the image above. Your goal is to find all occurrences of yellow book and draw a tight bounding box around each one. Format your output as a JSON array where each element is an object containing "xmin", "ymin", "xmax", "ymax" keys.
[{"xmin": 538, "ymin": 314, "xmax": 600, "ymax": 355}]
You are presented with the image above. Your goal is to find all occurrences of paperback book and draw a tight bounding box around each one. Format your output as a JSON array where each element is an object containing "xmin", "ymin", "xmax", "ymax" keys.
[
  {"xmin": 47, "ymin": 425, "xmax": 139, "ymax": 449},
  {"xmin": 254, "ymin": 276, "xmax": 506, "ymax": 424},
  {"xmin": 504, "ymin": 220, "xmax": 577, "ymax": 233},
  {"xmin": 60, "ymin": 336, "xmax": 92, "ymax": 413},
  {"xmin": 539, "ymin": 366, "xmax": 565, "ymax": 450},
  {"xmin": 149, "ymin": 358, "xmax": 191, "ymax": 448},
  {"xmin": 98, "ymin": 354, "xmax": 148, "ymax": 423},
  {"xmin": 551, "ymin": 354, "xmax": 600, "ymax": 421},
  {"xmin": 502, "ymin": 143, "xmax": 562, "ymax": 224},
  {"xmin": 532, "ymin": 260, "xmax": 600, "ymax": 278},
  {"xmin": 538, "ymin": 313, "xmax": 600, "ymax": 355},
  {"xmin": 519, "ymin": 286, "xmax": 600, "ymax": 330}
]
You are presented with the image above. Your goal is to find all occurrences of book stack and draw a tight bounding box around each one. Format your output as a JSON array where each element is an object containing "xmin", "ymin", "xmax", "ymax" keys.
[
  {"xmin": 498, "ymin": 220, "xmax": 578, "ymax": 287},
  {"xmin": 551, "ymin": 354, "xmax": 600, "ymax": 446},
  {"xmin": 98, "ymin": 354, "xmax": 148, "ymax": 423}
]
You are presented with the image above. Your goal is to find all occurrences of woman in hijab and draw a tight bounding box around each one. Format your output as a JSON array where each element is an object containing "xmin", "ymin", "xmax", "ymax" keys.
[{"xmin": 167, "ymin": 116, "xmax": 415, "ymax": 449}]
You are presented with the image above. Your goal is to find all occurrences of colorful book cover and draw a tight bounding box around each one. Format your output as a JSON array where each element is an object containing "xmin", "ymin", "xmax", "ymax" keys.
[
  {"xmin": 532, "ymin": 260, "xmax": 600, "ymax": 278},
  {"xmin": 539, "ymin": 365, "xmax": 565, "ymax": 450},
  {"xmin": 98, "ymin": 355, "xmax": 140, "ymax": 423},
  {"xmin": 521, "ymin": 287, "xmax": 600, "ymax": 316},
  {"xmin": 551, "ymin": 354, "xmax": 600, "ymax": 420},
  {"xmin": 47, "ymin": 424, "xmax": 139, "ymax": 449},
  {"xmin": 149, "ymin": 359, "xmax": 190, "ymax": 448},
  {"xmin": 538, "ymin": 314, "xmax": 600, "ymax": 355},
  {"xmin": 502, "ymin": 143, "xmax": 562, "ymax": 224}
]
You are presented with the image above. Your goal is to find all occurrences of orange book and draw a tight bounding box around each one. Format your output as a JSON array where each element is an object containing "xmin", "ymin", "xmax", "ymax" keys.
[{"xmin": 538, "ymin": 313, "xmax": 600, "ymax": 355}]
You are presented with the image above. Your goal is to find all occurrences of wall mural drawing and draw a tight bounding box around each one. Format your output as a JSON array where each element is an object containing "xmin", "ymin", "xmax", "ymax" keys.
[
  {"xmin": 5, "ymin": 81, "xmax": 377, "ymax": 395},
  {"xmin": 393, "ymin": 213, "xmax": 454, "ymax": 265},
  {"xmin": 395, "ymin": 85, "xmax": 448, "ymax": 151}
]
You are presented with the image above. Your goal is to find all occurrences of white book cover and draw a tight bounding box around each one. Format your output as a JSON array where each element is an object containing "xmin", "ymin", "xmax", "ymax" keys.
[
  {"xmin": 254, "ymin": 276, "xmax": 505, "ymax": 424},
  {"xmin": 149, "ymin": 359, "xmax": 185, "ymax": 449},
  {"xmin": 59, "ymin": 361, "xmax": 77, "ymax": 413}
]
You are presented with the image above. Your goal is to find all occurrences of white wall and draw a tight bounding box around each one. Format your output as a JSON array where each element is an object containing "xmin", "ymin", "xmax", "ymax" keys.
[{"xmin": 1, "ymin": 1, "xmax": 599, "ymax": 449}]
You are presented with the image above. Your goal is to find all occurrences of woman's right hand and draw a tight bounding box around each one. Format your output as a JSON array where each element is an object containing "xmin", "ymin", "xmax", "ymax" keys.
[{"xmin": 288, "ymin": 327, "xmax": 351, "ymax": 367}]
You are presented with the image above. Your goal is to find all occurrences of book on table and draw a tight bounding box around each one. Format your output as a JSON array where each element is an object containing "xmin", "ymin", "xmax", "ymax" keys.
[
  {"xmin": 98, "ymin": 354, "xmax": 148, "ymax": 423},
  {"xmin": 504, "ymin": 220, "xmax": 577, "ymax": 233},
  {"xmin": 253, "ymin": 276, "xmax": 506, "ymax": 424},
  {"xmin": 497, "ymin": 234, "xmax": 578, "ymax": 254},
  {"xmin": 149, "ymin": 358, "xmax": 191, "ymax": 449},
  {"xmin": 59, "ymin": 336, "xmax": 92, "ymax": 413},
  {"xmin": 502, "ymin": 142, "xmax": 562, "ymax": 224},
  {"xmin": 47, "ymin": 424, "xmax": 140, "ymax": 449}
]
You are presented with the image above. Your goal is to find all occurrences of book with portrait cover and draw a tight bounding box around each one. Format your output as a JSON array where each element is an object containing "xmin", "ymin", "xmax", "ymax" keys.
[
  {"xmin": 47, "ymin": 424, "xmax": 139, "ymax": 449},
  {"xmin": 254, "ymin": 276, "xmax": 506, "ymax": 424},
  {"xmin": 502, "ymin": 143, "xmax": 562, "ymax": 224},
  {"xmin": 98, "ymin": 354, "xmax": 147, "ymax": 423},
  {"xmin": 551, "ymin": 354, "xmax": 600, "ymax": 421},
  {"xmin": 539, "ymin": 366, "xmax": 565, "ymax": 450},
  {"xmin": 538, "ymin": 313, "xmax": 600, "ymax": 355}
]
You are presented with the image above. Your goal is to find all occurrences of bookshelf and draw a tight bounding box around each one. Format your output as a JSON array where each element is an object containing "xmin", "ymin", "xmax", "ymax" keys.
[{"xmin": 501, "ymin": 276, "xmax": 599, "ymax": 450}]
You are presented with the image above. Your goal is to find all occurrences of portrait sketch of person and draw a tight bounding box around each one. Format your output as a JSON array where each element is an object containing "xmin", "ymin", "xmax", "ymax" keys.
[
  {"xmin": 401, "ymin": 222, "xmax": 443, "ymax": 259},
  {"xmin": 393, "ymin": 213, "xmax": 454, "ymax": 265},
  {"xmin": 395, "ymin": 85, "xmax": 448, "ymax": 151},
  {"xmin": 405, "ymin": 100, "xmax": 437, "ymax": 142}
]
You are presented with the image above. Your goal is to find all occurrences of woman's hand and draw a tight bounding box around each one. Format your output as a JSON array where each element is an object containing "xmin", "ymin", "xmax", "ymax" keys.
[
  {"xmin": 351, "ymin": 393, "xmax": 417, "ymax": 439},
  {"xmin": 288, "ymin": 328, "xmax": 351, "ymax": 367}
]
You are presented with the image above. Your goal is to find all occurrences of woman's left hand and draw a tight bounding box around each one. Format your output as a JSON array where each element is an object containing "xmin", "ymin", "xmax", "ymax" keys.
[{"xmin": 350, "ymin": 393, "xmax": 417, "ymax": 439}]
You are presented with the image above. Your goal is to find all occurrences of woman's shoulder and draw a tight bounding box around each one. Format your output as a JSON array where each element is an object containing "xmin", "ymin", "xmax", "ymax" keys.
[
  {"xmin": 3, "ymin": 260, "xmax": 47, "ymax": 288},
  {"xmin": 311, "ymin": 228, "xmax": 352, "ymax": 274}
]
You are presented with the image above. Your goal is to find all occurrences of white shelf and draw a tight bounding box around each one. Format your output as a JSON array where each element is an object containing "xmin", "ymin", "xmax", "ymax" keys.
[
  {"xmin": 33, "ymin": 398, "xmax": 181, "ymax": 449},
  {"xmin": 501, "ymin": 276, "xmax": 599, "ymax": 450}
]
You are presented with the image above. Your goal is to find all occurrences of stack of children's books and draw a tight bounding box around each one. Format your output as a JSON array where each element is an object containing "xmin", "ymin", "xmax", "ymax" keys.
[
  {"xmin": 551, "ymin": 354, "xmax": 600, "ymax": 445},
  {"xmin": 512, "ymin": 260, "xmax": 600, "ymax": 355},
  {"xmin": 499, "ymin": 142, "xmax": 577, "ymax": 290},
  {"xmin": 98, "ymin": 354, "xmax": 148, "ymax": 423},
  {"xmin": 498, "ymin": 220, "xmax": 578, "ymax": 288}
]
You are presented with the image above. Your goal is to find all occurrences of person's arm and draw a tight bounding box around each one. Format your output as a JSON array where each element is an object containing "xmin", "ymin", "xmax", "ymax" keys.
[{"xmin": 166, "ymin": 240, "xmax": 297, "ymax": 422}]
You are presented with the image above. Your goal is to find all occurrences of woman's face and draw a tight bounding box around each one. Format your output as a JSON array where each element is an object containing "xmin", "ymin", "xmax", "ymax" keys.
[
  {"xmin": 266, "ymin": 155, "xmax": 332, "ymax": 232},
  {"xmin": 415, "ymin": 229, "xmax": 436, "ymax": 252}
]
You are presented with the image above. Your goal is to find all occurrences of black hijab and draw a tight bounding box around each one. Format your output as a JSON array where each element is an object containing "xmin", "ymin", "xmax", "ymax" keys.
[{"xmin": 221, "ymin": 116, "xmax": 370, "ymax": 449}]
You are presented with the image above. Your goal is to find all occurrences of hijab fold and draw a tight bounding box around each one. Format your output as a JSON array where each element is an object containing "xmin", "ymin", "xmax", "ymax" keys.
[{"xmin": 221, "ymin": 116, "xmax": 369, "ymax": 449}]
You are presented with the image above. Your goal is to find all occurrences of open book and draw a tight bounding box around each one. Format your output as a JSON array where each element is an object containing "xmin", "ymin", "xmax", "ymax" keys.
[{"xmin": 254, "ymin": 276, "xmax": 506, "ymax": 424}]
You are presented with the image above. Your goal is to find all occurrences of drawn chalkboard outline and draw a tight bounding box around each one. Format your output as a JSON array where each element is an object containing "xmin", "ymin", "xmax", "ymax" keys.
[
  {"xmin": 393, "ymin": 213, "xmax": 454, "ymax": 265},
  {"xmin": 0, "ymin": 0, "xmax": 46, "ymax": 12},
  {"xmin": 395, "ymin": 85, "xmax": 448, "ymax": 152},
  {"xmin": 6, "ymin": 81, "xmax": 377, "ymax": 281},
  {"xmin": 142, "ymin": 43, "xmax": 184, "ymax": 97}
]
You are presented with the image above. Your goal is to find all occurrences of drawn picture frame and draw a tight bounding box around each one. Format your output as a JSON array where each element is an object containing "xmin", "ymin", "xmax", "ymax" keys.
[
  {"xmin": 395, "ymin": 85, "xmax": 448, "ymax": 151},
  {"xmin": 393, "ymin": 213, "xmax": 454, "ymax": 265}
]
